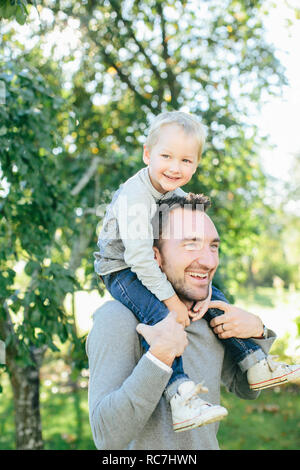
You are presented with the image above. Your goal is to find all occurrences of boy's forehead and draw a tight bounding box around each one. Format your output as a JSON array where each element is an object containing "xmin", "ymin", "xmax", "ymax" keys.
[
  {"xmin": 163, "ymin": 207, "xmax": 218, "ymax": 241},
  {"xmin": 157, "ymin": 123, "xmax": 194, "ymax": 142}
]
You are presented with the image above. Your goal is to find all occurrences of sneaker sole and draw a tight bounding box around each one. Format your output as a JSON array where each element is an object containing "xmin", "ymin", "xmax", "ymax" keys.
[
  {"xmin": 249, "ymin": 366, "xmax": 300, "ymax": 391},
  {"xmin": 173, "ymin": 407, "xmax": 228, "ymax": 433}
]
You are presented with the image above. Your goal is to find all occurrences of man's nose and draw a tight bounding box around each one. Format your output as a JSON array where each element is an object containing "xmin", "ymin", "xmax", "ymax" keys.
[{"xmin": 193, "ymin": 247, "xmax": 217, "ymax": 269}]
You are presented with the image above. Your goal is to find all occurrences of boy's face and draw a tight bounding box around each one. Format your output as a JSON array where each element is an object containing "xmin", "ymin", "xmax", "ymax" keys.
[{"xmin": 143, "ymin": 124, "xmax": 199, "ymax": 194}]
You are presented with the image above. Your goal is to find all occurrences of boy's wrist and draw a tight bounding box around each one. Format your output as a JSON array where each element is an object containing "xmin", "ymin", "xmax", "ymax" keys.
[{"xmin": 163, "ymin": 294, "xmax": 182, "ymax": 309}]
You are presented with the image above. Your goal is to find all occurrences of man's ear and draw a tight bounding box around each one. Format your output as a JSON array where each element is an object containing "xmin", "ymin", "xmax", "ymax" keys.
[
  {"xmin": 143, "ymin": 144, "xmax": 150, "ymax": 165},
  {"xmin": 153, "ymin": 246, "xmax": 162, "ymax": 268}
]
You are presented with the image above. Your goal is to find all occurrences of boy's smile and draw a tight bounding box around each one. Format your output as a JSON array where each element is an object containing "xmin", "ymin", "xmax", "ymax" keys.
[{"xmin": 143, "ymin": 123, "xmax": 199, "ymax": 194}]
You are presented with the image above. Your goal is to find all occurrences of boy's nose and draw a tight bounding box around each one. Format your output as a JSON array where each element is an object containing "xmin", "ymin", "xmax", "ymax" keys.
[{"xmin": 169, "ymin": 161, "xmax": 180, "ymax": 173}]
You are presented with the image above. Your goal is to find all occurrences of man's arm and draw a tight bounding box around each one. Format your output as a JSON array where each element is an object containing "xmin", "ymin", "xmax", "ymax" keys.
[
  {"xmin": 207, "ymin": 300, "xmax": 277, "ymax": 398},
  {"xmin": 86, "ymin": 302, "xmax": 186, "ymax": 450},
  {"xmin": 114, "ymin": 190, "xmax": 175, "ymax": 302}
]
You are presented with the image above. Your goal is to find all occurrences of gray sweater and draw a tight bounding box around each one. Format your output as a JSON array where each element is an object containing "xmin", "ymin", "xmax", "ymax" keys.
[
  {"xmin": 94, "ymin": 167, "xmax": 186, "ymax": 301},
  {"xmin": 86, "ymin": 300, "xmax": 276, "ymax": 450}
]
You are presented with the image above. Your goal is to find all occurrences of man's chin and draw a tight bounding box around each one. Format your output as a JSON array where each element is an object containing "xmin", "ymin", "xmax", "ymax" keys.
[{"xmin": 177, "ymin": 284, "xmax": 210, "ymax": 303}]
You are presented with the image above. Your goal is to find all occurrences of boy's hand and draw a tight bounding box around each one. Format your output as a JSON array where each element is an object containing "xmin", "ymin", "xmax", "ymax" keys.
[
  {"xmin": 175, "ymin": 304, "xmax": 190, "ymax": 328},
  {"xmin": 188, "ymin": 283, "xmax": 212, "ymax": 322},
  {"xmin": 188, "ymin": 298, "xmax": 210, "ymax": 322},
  {"xmin": 163, "ymin": 295, "xmax": 190, "ymax": 327}
]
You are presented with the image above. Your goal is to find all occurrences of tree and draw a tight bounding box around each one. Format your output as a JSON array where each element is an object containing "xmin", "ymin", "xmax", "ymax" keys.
[
  {"xmin": 0, "ymin": 0, "xmax": 287, "ymax": 448},
  {"xmin": 41, "ymin": 0, "xmax": 285, "ymax": 291},
  {"xmin": 0, "ymin": 0, "xmax": 36, "ymax": 24},
  {"xmin": 0, "ymin": 49, "xmax": 80, "ymax": 449}
]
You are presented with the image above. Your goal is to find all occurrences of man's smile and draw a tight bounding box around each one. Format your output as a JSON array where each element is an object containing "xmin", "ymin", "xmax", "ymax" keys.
[{"xmin": 185, "ymin": 271, "xmax": 210, "ymax": 284}]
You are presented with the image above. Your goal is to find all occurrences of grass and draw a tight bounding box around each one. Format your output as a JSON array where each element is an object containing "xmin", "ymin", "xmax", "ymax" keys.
[
  {"xmin": 0, "ymin": 374, "xmax": 95, "ymax": 450},
  {"xmin": 219, "ymin": 385, "xmax": 300, "ymax": 450},
  {"xmin": 1, "ymin": 374, "xmax": 299, "ymax": 450}
]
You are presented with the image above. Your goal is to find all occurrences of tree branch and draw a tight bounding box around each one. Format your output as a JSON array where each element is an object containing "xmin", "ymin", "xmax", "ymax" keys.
[
  {"xmin": 109, "ymin": 0, "xmax": 162, "ymax": 82},
  {"xmin": 156, "ymin": 0, "xmax": 181, "ymax": 107},
  {"xmin": 71, "ymin": 157, "xmax": 101, "ymax": 196}
]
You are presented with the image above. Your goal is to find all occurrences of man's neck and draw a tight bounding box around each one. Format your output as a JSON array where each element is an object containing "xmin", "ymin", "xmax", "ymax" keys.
[
  {"xmin": 179, "ymin": 298, "xmax": 199, "ymax": 310},
  {"xmin": 179, "ymin": 283, "xmax": 212, "ymax": 314}
]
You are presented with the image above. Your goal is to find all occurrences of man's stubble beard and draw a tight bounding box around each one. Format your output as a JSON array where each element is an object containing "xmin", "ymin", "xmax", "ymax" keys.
[{"xmin": 160, "ymin": 258, "xmax": 210, "ymax": 303}]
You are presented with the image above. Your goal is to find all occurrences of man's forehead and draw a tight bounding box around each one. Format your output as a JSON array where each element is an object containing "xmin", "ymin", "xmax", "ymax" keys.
[{"xmin": 162, "ymin": 207, "xmax": 218, "ymax": 240}]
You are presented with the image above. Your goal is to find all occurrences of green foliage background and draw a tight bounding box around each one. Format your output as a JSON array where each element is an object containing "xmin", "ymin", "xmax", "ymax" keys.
[{"xmin": 0, "ymin": 0, "xmax": 299, "ymax": 449}]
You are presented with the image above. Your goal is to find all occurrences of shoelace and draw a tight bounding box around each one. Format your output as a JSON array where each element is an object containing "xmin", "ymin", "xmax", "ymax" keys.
[
  {"xmin": 184, "ymin": 393, "xmax": 212, "ymax": 410},
  {"xmin": 182, "ymin": 383, "xmax": 211, "ymax": 409},
  {"xmin": 266, "ymin": 355, "xmax": 290, "ymax": 372}
]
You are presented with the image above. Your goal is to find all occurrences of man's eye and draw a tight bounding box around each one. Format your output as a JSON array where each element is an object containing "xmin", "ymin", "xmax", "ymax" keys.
[
  {"xmin": 211, "ymin": 244, "xmax": 219, "ymax": 250},
  {"xmin": 185, "ymin": 242, "xmax": 202, "ymax": 250}
]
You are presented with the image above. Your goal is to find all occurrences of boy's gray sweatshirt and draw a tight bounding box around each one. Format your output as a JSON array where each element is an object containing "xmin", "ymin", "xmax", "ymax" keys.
[
  {"xmin": 87, "ymin": 300, "xmax": 276, "ymax": 450},
  {"xmin": 94, "ymin": 167, "xmax": 186, "ymax": 301}
]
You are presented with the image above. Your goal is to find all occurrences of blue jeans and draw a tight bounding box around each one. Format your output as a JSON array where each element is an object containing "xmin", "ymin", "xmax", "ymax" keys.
[{"xmin": 102, "ymin": 268, "xmax": 265, "ymax": 396}]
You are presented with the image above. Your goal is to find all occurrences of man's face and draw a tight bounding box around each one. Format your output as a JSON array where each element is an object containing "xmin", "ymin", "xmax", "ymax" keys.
[{"xmin": 154, "ymin": 208, "xmax": 220, "ymax": 303}]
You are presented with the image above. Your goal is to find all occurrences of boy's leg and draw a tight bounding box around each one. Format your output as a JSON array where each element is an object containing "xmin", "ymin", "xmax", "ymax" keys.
[
  {"xmin": 204, "ymin": 308, "xmax": 265, "ymax": 372},
  {"xmin": 210, "ymin": 286, "xmax": 300, "ymax": 389},
  {"xmin": 103, "ymin": 269, "xmax": 189, "ymax": 391}
]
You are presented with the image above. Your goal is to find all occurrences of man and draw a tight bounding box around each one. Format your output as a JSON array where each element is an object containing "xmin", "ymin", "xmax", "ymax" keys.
[{"xmin": 87, "ymin": 194, "xmax": 276, "ymax": 450}]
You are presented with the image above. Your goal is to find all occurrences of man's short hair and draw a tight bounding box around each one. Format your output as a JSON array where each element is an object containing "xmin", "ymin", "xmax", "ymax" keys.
[{"xmin": 152, "ymin": 192, "xmax": 211, "ymax": 248}]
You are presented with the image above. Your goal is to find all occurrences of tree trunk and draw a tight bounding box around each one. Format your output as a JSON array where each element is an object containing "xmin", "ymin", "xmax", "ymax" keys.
[{"xmin": 7, "ymin": 346, "xmax": 45, "ymax": 450}]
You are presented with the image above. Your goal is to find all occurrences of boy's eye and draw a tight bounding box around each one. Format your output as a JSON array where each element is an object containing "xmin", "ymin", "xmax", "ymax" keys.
[
  {"xmin": 161, "ymin": 154, "xmax": 170, "ymax": 159},
  {"xmin": 183, "ymin": 159, "xmax": 192, "ymax": 164}
]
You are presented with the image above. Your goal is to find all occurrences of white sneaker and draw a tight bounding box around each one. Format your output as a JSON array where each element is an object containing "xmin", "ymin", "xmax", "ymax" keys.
[
  {"xmin": 248, "ymin": 356, "xmax": 300, "ymax": 391},
  {"xmin": 170, "ymin": 381, "xmax": 228, "ymax": 433}
]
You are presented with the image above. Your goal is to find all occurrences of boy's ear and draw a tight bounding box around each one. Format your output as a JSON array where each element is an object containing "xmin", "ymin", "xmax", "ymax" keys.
[{"xmin": 143, "ymin": 144, "xmax": 150, "ymax": 165}]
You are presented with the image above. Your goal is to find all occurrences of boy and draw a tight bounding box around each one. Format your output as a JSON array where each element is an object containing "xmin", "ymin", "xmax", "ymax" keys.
[{"xmin": 94, "ymin": 111, "xmax": 300, "ymax": 432}]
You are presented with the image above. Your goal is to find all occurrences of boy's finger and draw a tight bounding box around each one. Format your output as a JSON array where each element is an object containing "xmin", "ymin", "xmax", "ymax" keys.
[{"xmin": 189, "ymin": 310, "xmax": 197, "ymax": 317}]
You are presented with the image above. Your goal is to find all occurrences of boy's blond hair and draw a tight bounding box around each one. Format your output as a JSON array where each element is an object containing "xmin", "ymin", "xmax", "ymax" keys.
[{"xmin": 145, "ymin": 111, "xmax": 206, "ymax": 162}]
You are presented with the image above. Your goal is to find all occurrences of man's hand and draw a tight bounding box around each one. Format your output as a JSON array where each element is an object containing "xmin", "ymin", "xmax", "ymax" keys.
[
  {"xmin": 207, "ymin": 300, "xmax": 264, "ymax": 339},
  {"xmin": 136, "ymin": 311, "xmax": 188, "ymax": 367}
]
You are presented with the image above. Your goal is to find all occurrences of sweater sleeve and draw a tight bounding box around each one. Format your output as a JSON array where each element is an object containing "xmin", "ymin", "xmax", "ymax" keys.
[
  {"xmin": 86, "ymin": 301, "xmax": 172, "ymax": 450},
  {"xmin": 113, "ymin": 187, "xmax": 175, "ymax": 301}
]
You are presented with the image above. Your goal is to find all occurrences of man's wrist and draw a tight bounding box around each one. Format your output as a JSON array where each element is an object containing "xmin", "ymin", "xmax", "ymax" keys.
[
  {"xmin": 149, "ymin": 345, "xmax": 175, "ymax": 368},
  {"xmin": 145, "ymin": 351, "xmax": 173, "ymax": 373},
  {"xmin": 253, "ymin": 321, "xmax": 267, "ymax": 339}
]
